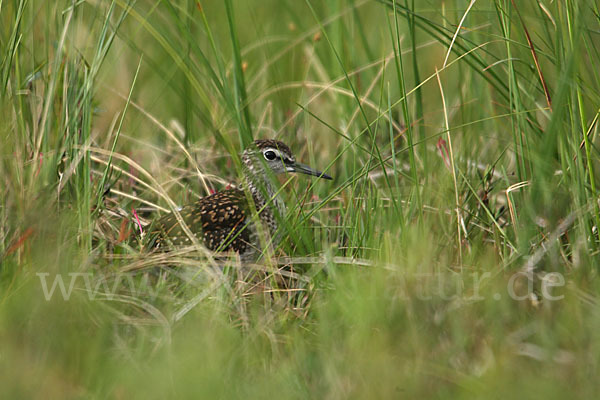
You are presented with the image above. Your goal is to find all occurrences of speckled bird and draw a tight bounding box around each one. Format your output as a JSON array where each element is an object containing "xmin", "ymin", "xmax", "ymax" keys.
[{"xmin": 147, "ymin": 139, "xmax": 332, "ymax": 259}]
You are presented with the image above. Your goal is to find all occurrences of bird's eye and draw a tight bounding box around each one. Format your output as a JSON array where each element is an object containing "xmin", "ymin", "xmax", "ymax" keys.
[{"xmin": 264, "ymin": 150, "xmax": 277, "ymax": 161}]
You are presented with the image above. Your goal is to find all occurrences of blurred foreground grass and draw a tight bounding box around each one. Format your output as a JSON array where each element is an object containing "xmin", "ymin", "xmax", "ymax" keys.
[{"xmin": 2, "ymin": 0, "xmax": 600, "ymax": 398}]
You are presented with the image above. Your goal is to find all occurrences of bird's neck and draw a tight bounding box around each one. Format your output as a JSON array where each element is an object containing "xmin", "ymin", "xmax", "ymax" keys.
[{"xmin": 239, "ymin": 156, "xmax": 286, "ymax": 220}]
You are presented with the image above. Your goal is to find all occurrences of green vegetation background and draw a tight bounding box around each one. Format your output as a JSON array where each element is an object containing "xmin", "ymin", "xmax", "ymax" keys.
[{"xmin": 1, "ymin": 0, "xmax": 600, "ymax": 398}]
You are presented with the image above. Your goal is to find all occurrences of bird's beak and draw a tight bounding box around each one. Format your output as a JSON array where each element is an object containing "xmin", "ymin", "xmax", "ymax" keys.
[{"xmin": 288, "ymin": 162, "xmax": 333, "ymax": 180}]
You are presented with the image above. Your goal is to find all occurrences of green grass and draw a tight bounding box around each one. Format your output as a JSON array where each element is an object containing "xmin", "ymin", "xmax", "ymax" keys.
[{"xmin": 2, "ymin": 0, "xmax": 600, "ymax": 398}]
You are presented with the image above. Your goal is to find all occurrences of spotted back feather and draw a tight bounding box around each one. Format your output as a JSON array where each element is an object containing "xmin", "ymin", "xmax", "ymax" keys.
[{"xmin": 149, "ymin": 189, "xmax": 253, "ymax": 253}]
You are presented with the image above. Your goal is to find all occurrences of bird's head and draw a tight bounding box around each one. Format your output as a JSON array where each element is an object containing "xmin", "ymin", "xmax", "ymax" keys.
[{"xmin": 245, "ymin": 139, "xmax": 332, "ymax": 180}]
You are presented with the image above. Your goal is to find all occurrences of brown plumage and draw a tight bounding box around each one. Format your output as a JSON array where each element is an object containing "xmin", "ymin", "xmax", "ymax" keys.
[
  {"xmin": 150, "ymin": 189, "xmax": 252, "ymax": 253},
  {"xmin": 145, "ymin": 139, "xmax": 332, "ymax": 259}
]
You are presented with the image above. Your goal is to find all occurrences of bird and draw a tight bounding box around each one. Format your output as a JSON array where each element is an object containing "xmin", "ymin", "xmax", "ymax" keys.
[{"xmin": 145, "ymin": 139, "xmax": 332, "ymax": 260}]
